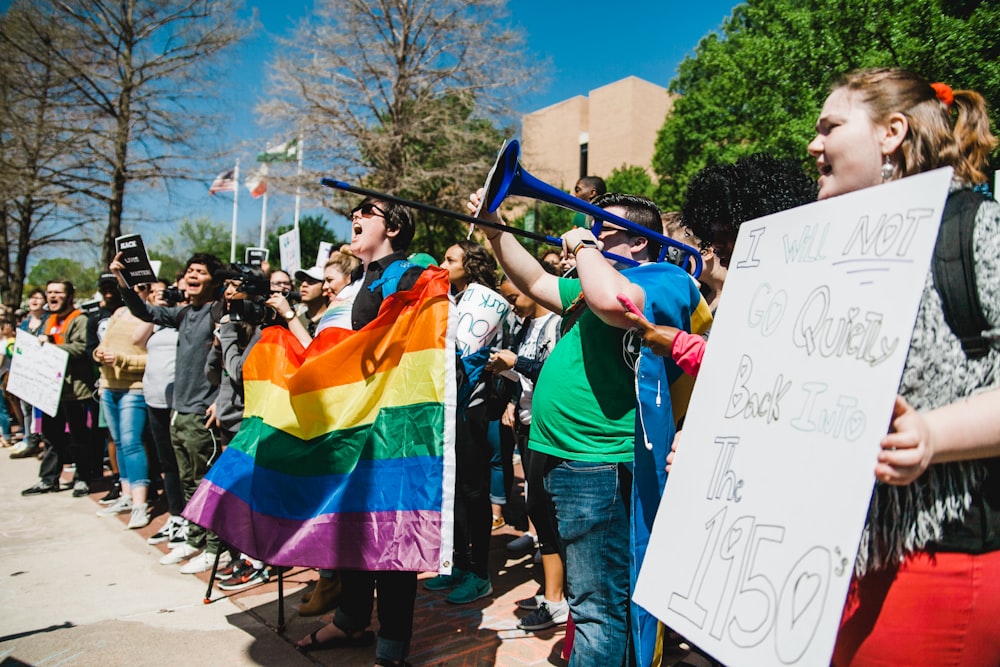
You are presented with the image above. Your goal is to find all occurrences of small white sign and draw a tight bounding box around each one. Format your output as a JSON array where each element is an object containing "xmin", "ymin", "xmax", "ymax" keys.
[
  {"xmin": 634, "ymin": 168, "xmax": 954, "ymax": 667},
  {"xmin": 316, "ymin": 241, "xmax": 333, "ymax": 268},
  {"xmin": 279, "ymin": 228, "xmax": 301, "ymax": 274},
  {"xmin": 7, "ymin": 329, "xmax": 69, "ymax": 417},
  {"xmin": 454, "ymin": 283, "xmax": 510, "ymax": 357}
]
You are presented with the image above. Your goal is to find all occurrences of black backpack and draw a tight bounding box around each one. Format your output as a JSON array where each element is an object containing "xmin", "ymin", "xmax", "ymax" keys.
[{"xmin": 931, "ymin": 189, "xmax": 994, "ymax": 359}]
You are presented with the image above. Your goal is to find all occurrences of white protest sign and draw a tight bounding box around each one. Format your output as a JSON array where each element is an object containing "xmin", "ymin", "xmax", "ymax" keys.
[
  {"xmin": 634, "ymin": 168, "xmax": 954, "ymax": 667},
  {"xmin": 7, "ymin": 329, "xmax": 69, "ymax": 417},
  {"xmin": 279, "ymin": 227, "xmax": 301, "ymax": 274},
  {"xmin": 316, "ymin": 241, "xmax": 333, "ymax": 268},
  {"xmin": 454, "ymin": 283, "xmax": 510, "ymax": 357}
]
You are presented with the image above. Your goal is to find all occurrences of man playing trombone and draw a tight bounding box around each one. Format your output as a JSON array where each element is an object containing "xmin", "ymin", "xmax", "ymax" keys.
[{"xmin": 469, "ymin": 189, "xmax": 710, "ymax": 667}]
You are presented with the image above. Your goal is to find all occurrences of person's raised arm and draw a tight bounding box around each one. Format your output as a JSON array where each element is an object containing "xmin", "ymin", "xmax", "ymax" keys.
[
  {"xmin": 468, "ymin": 190, "xmax": 562, "ymax": 313},
  {"xmin": 561, "ymin": 226, "xmax": 644, "ymax": 330},
  {"xmin": 265, "ymin": 293, "xmax": 311, "ymax": 348},
  {"xmin": 109, "ymin": 253, "xmax": 178, "ymax": 327}
]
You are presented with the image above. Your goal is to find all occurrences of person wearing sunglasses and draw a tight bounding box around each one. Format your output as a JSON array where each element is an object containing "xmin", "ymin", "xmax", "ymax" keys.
[{"xmin": 296, "ymin": 196, "xmax": 426, "ymax": 667}]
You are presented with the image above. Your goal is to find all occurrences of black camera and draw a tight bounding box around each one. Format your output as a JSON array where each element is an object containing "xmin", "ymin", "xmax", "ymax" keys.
[
  {"xmin": 162, "ymin": 286, "xmax": 185, "ymax": 306},
  {"xmin": 224, "ymin": 264, "xmax": 278, "ymax": 326},
  {"xmin": 227, "ymin": 263, "xmax": 271, "ymax": 299},
  {"xmin": 79, "ymin": 298, "xmax": 102, "ymax": 316}
]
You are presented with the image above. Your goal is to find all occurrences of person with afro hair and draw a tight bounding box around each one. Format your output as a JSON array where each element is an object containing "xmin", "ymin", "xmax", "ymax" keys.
[
  {"xmin": 681, "ymin": 153, "xmax": 817, "ymax": 268},
  {"xmin": 625, "ymin": 154, "xmax": 816, "ymax": 376}
]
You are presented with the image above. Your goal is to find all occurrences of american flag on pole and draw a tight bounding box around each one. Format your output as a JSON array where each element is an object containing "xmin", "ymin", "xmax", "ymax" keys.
[{"xmin": 209, "ymin": 168, "xmax": 237, "ymax": 195}]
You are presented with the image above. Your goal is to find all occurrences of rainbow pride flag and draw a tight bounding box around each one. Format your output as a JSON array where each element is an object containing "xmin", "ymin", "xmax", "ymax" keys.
[{"xmin": 184, "ymin": 269, "xmax": 456, "ymax": 572}]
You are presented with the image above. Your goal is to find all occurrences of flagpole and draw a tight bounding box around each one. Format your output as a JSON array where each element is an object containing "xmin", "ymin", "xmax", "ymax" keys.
[
  {"xmin": 293, "ymin": 135, "xmax": 303, "ymax": 232},
  {"xmin": 230, "ymin": 159, "xmax": 240, "ymax": 263},
  {"xmin": 258, "ymin": 143, "xmax": 269, "ymax": 248}
]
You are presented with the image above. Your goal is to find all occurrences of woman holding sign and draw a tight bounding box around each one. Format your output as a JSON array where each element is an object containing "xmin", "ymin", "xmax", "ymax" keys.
[
  {"xmin": 806, "ymin": 68, "xmax": 1000, "ymax": 666},
  {"xmin": 423, "ymin": 240, "xmax": 508, "ymax": 605}
]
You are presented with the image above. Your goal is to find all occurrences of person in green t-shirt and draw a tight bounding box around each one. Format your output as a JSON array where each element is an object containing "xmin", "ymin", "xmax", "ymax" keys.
[{"xmin": 470, "ymin": 189, "xmax": 704, "ymax": 667}]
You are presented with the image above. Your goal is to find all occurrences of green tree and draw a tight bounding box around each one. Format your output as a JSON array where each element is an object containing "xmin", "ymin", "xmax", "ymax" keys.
[
  {"xmin": 27, "ymin": 258, "xmax": 102, "ymax": 300},
  {"xmin": 265, "ymin": 215, "xmax": 343, "ymax": 270},
  {"xmin": 653, "ymin": 0, "xmax": 1000, "ymax": 208},
  {"xmin": 149, "ymin": 217, "xmax": 235, "ymax": 279},
  {"xmin": 605, "ymin": 165, "xmax": 658, "ymax": 202}
]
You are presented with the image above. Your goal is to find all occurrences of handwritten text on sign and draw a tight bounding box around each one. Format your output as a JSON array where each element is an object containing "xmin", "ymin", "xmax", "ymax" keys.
[
  {"xmin": 7, "ymin": 329, "xmax": 70, "ymax": 417},
  {"xmin": 633, "ymin": 169, "xmax": 954, "ymax": 667}
]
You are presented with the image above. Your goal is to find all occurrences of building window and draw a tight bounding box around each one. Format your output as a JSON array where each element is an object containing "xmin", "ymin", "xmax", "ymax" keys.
[{"xmin": 579, "ymin": 143, "xmax": 588, "ymax": 179}]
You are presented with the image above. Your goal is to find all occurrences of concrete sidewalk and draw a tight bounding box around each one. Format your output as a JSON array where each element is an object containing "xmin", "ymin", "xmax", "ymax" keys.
[{"xmin": 0, "ymin": 450, "xmax": 567, "ymax": 666}]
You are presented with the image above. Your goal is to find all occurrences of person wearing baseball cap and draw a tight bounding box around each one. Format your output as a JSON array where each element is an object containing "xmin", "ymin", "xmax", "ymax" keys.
[{"xmin": 293, "ymin": 266, "xmax": 328, "ymax": 337}]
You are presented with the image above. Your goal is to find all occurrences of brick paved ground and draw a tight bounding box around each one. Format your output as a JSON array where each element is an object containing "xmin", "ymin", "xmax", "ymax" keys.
[{"xmin": 141, "ymin": 463, "xmax": 571, "ymax": 667}]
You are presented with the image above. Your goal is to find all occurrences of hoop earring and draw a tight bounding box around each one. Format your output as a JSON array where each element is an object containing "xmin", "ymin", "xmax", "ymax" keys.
[{"xmin": 881, "ymin": 154, "xmax": 894, "ymax": 182}]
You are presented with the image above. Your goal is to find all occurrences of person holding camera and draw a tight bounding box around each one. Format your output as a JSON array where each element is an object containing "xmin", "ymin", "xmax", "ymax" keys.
[
  {"xmin": 110, "ymin": 252, "xmax": 226, "ymax": 574},
  {"xmin": 91, "ymin": 287, "xmax": 152, "ymax": 529}
]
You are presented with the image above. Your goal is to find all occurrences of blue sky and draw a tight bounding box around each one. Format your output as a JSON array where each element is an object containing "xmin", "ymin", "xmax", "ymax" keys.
[
  {"xmin": 190, "ymin": 0, "xmax": 743, "ymax": 248},
  {"xmin": 2, "ymin": 0, "xmax": 743, "ymax": 256}
]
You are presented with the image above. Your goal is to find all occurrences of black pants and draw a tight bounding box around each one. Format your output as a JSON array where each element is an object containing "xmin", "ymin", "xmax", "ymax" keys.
[
  {"xmin": 335, "ymin": 570, "xmax": 417, "ymax": 661},
  {"xmin": 454, "ymin": 402, "xmax": 493, "ymax": 579},
  {"xmin": 519, "ymin": 429, "xmax": 562, "ymax": 556},
  {"xmin": 146, "ymin": 405, "xmax": 184, "ymax": 515},
  {"xmin": 39, "ymin": 400, "xmax": 92, "ymax": 486}
]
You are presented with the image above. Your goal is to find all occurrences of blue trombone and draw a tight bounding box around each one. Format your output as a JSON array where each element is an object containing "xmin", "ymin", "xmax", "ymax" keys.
[{"xmin": 321, "ymin": 139, "xmax": 703, "ymax": 278}]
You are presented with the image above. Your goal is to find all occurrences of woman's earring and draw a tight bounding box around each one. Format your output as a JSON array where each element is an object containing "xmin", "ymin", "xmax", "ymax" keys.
[{"xmin": 881, "ymin": 154, "xmax": 894, "ymax": 182}]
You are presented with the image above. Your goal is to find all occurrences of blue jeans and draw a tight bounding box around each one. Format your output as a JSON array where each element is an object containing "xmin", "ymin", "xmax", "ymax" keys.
[
  {"xmin": 545, "ymin": 459, "xmax": 632, "ymax": 667},
  {"xmin": 101, "ymin": 390, "xmax": 149, "ymax": 487}
]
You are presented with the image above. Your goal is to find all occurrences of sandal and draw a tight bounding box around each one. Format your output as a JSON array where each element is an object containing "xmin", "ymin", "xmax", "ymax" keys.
[{"xmin": 297, "ymin": 626, "xmax": 374, "ymax": 652}]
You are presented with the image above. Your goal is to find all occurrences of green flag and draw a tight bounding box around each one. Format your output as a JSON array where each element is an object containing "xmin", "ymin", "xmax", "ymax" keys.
[{"xmin": 257, "ymin": 138, "xmax": 299, "ymax": 163}]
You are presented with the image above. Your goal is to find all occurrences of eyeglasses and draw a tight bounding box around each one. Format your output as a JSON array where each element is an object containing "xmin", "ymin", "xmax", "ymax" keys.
[
  {"xmin": 596, "ymin": 223, "xmax": 628, "ymax": 239},
  {"xmin": 351, "ymin": 203, "xmax": 385, "ymax": 221}
]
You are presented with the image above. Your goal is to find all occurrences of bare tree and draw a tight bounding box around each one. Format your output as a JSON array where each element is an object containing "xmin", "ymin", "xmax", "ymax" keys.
[
  {"xmin": 0, "ymin": 5, "xmax": 97, "ymax": 309},
  {"xmin": 2, "ymin": 0, "xmax": 250, "ymax": 269},
  {"xmin": 259, "ymin": 0, "xmax": 540, "ymax": 258}
]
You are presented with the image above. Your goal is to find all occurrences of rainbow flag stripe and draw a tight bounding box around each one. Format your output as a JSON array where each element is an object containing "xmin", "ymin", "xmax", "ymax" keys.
[{"xmin": 184, "ymin": 269, "xmax": 456, "ymax": 571}]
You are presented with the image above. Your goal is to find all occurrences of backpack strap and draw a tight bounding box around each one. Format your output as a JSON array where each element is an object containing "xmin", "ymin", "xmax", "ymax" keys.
[
  {"xmin": 931, "ymin": 189, "xmax": 991, "ymax": 359},
  {"xmin": 368, "ymin": 260, "xmax": 417, "ymax": 298}
]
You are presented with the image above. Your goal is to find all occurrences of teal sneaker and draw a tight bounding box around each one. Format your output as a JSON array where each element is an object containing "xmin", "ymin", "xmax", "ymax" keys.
[
  {"xmin": 445, "ymin": 572, "xmax": 492, "ymax": 604},
  {"xmin": 423, "ymin": 567, "xmax": 467, "ymax": 591}
]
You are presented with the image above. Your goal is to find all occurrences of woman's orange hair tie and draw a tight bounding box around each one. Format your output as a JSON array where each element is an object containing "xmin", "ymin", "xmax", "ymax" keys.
[{"xmin": 931, "ymin": 82, "xmax": 954, "ymax": 108}]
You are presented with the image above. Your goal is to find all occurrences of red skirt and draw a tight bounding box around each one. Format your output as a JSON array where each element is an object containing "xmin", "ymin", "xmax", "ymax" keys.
[{"xmin": 833, "ymin": 549, "xmax": 1000, "ymax": 666}]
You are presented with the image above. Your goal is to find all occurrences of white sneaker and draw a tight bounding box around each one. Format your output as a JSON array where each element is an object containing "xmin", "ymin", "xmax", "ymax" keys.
[
  {"xmin": 96, "ymin": 495, "xmax": 133, "ymax": 516},
  {"xmin": 126, "ymin": 503, "xmax": 150, "ymax": 529},
  {"xmin": 179, "ymin": 550, "xmax": 229, "ymax": 575},
  {"xmin": 159, "ymin": 542, "xmax": 200, "ymax": 565}
]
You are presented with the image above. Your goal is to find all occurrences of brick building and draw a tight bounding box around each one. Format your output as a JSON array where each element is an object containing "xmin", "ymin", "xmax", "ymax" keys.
[{"xmin": 520, "ymin": 76, "xmax": 675, "ymax": 190}]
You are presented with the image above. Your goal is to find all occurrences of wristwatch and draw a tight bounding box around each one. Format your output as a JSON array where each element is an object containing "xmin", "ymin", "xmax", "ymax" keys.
[
  {"xmin": 283, "ymin": 310, "xmax": 295, "ymax": 321},
  {"xmin": 572, "ymin": 238, "xmax": 600, "ymax": 256}
]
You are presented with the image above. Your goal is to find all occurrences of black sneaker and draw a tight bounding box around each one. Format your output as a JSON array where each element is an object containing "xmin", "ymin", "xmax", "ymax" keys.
[
  {"xmin": 147, "ymin": 515, "xmax": 183, "ymax": 545},
  {"xmin": 506, "ymin": 532, "xmax": 538, "ymax": 554},
  {"xmin": 517, "ymin": 600, "xmax": 569, "ymax": 631},
  {"xmin": 99, "ymin": 481, "xmax": 122, "ymax": 505},
  {"xmin": 21, "ymin": 481, "xmax": 56, "ymax": 496},
  {"xmin": 217, "ymin": 564, "xmax": 269, "ymax": 591},
  {"xmin": 217, "ymin": 558, "xmax": 251, "ymax": 582}
]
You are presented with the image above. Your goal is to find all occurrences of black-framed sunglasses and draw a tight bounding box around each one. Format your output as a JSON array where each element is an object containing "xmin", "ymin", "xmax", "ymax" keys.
[{"xmin": 351, "ymin": 203, "xmax": 385, "ymax": 219}]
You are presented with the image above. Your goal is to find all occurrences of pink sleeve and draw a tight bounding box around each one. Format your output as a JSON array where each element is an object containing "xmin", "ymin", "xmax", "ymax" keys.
[{"xmin": 671, "ymin": 330, "xmax": 706, "ymax": 377}]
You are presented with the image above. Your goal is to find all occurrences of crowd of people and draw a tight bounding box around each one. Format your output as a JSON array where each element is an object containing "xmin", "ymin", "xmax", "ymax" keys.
[{"xmin": 9, "ymin": 67, "xmax": 1000, "ymax": 667}]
